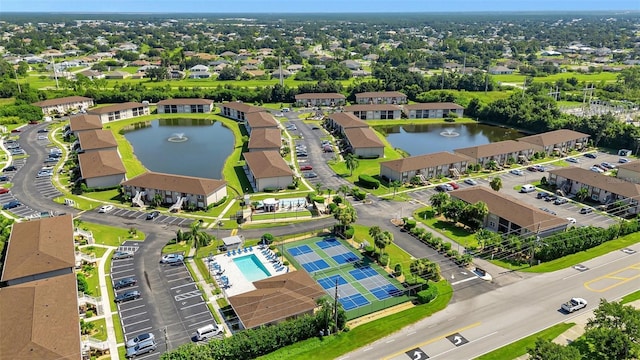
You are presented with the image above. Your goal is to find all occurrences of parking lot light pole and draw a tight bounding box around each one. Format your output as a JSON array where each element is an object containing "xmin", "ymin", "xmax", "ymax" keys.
[{"xmin": 216, "ymin": 221, "xmax": 223, "ymax": 253}]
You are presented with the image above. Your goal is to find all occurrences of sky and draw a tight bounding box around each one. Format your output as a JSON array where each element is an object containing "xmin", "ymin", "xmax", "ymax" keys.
[{"xmin": 1, "ymin": 0, "xmax": 638, "ymax": 13}]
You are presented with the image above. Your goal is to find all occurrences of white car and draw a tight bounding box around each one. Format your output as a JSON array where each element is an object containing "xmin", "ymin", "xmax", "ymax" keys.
[
  {"xmin": 36, "ymin": 170, "xmax": 53, "ymax": 178},
  {"xmin": 590, "ymin": 166, "xmax": 605, "ymax": 173},
  {"xmin": 561, "ymin": 297, "xmax": 587, "ymax": 313},
  {"xmin": 510, "ymin": 169, "xmax": 524, "ymax": 176},
  {"xmin": 98, "ymin": 205, "xmax": 114, "ymax": 213},
  {"xmin": 160, "ymin": 254, "xmax": 184, "ymax": 264},
  {"xmin": 126, "ymin": 332, "xmax": 155, "ymax": 348},
  {"xmin": 566, "ymin": 217, "xmax": 577, "ymax": 224},
  {"xmin": 566, "ymin": 157, "xmax": 579, "ymax": 163},
  {"xmin": 463, "ymin": 178, "xmax": 478, "ymax": 186}
]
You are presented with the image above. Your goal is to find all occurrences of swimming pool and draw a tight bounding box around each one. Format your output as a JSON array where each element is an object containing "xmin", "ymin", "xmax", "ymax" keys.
[{"xmin": 233, "ymin": 254, "xmax": 272, "ymax": 282}]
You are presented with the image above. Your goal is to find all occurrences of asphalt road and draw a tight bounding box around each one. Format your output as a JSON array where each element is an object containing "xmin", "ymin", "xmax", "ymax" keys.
[{"xmin": 340, "ymin": 247, "xmax": 640, "ymax": 360}]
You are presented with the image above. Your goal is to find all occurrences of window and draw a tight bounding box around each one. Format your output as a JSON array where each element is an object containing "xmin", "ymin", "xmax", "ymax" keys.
[
  {"xmin": 132, "ymin": 107, "xmax": 144, "ymax": 116},
  {"xmin": 191, "ymin": 105, "xmax": 204, "ymax": 113}
]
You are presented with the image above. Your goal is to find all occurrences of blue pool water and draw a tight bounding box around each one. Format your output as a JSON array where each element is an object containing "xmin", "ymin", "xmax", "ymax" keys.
[{"xmin": 233, "ymin": 254, "xmax": 272, "ymax": 282}]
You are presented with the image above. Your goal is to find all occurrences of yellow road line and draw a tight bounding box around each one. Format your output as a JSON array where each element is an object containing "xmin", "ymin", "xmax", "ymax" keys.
[
  {"xmin": 230, "ymin": 228, "xmax": 238, "ymax": 236},
  {"xmin": 585, "ymin": 262, "xmax": 640, "ymax": 293},
  {"xmin": 383, "ymin": 322, "xmax": 481, "ymax": 360}
]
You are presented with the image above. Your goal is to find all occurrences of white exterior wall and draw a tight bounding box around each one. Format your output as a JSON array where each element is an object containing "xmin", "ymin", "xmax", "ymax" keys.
[
  {"xmin": 354, "ymin": 147, "xmax": 384, "ymax": 158},
  {"xmin": 380, "ymin": 161, "xmax": 469, "ymax": 182},
  {"xmin": 157, "ymin": 103, "xmax": 213, "ymax": 114},
  {"xmin": 41, "ymin": 99, "xmax": 94, "ymax": 115},
  {"xmin": 255, "ymin": 176, "xmax": 292, "ymax": 192},
  {"xmin": 86, "ymin": 174, "xmax": 125, "ymax": 188},
  {"xmin": 221, "ymin": 106, "xmax": 246, "ymax": 121},
  {"xmin": 96, "ymin": 106, "xmax": 150, "ymax": 124},
  {"xmin": 81, "ymin": 145, "xmax": 117, "ymax": 153}
]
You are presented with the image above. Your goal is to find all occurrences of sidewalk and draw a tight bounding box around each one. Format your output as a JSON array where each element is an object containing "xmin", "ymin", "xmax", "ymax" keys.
[{"xmin": 94, "ymin": 244, "xmax": 120, "ymax": 359}]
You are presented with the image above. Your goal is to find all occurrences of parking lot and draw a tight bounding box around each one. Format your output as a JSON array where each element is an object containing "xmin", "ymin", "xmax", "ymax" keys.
[
  {"xmin": 409, "ymin": 152, "xmax": 620, "ymax": 229},
  {"xmin": 101, "ymin": 207, "xmax": 193, "ymax": 227}
]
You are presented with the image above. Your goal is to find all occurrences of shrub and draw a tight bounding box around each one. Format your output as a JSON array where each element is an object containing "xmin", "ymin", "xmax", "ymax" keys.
[
  {"xmin": 261, "ymin": 233, "xmax": 274, "ymax": 244},
  {"xmin": 287, "ymin": 183, "xmax": 297, "ymax": 189},
  {"xmin": 343, "ymin": 226, "xmax": 355, "ymax": 239},
  {"xmin": 263, "ymin": 186, "xmax": 280, "ymax": 193},
  {"xmin": 332, "ymin": 195, "xmax": 343, "ymax": 205},
  {"xmin": 207, "ymin": 196, "xmax": 227, "ymax": 209},
  {"xmin": 311, "ymin": 195, "xmax": 325, "ymax": 203},
  {"xmin": 358, "ymin": 174, "xmax": 380, "ymax": 189},
  {"xmin": 379, "ymin": 253, "xmax": 389, "ymax": 266},
  {"xmin": 394, "ymin": 263, "xmax": 403, "ymax": 276},
  {"xmin": 328, "ymin": 203, "xmax": 338, "ymax": 213},
  {"xmin": 416, "ymin": 284, "xmax": 439, "ymax": 304},
  {"xmin": 353, "ymin": 190, "xmax": 367, "ymax": 201},
  {"xmin": 404, "ymin": 219, "xmax": 417, "ymax": 231},
  {"xmin": 442, "ymin": 242, "xmax": 452, "ymax": 251}
]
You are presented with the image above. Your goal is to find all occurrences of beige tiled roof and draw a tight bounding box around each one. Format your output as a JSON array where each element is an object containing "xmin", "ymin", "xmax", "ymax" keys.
[
  {"xmin": 228, "ymin": 271, "xmax": 325, "ymax": 329},
  {"xmin": 344, "ymin": 104, "xmax": 402, "ymax": 112},
  {"xmin": 381, "ymin": 152, "xmax": 471, "ymax": 172},
  {"xmin": 403, "ymin": 102, "xmax": 464, "ymax": 110},
  {"xmin": 518, "ymin": 129, "xmax": 590, "ymax": 147},
  {"xmin": 454, "ymin": 140, "xmax": 534, "ymax": 160},
  {"xmin": 156, "ymin": 98, "xmax": 214, "ymax": 106},
  {"xmin": 344, "ymin": 127, "xmax": 385, "ymax": 149},
  {"xmin": 33, "ymin": 96, "xmax": 93, "ymax": 108},
  {"xmin": 295, "ymin": 92, "xmax": 346, "ymax": 100},
  {"xmin": 246, "ymin": 112, "xmax": 279, "ymax": 129},
  {"xmin": 77, "ymin": 129, "xmax": 117, "ymax": 151},
  {"xmin": 1, "ymin": 215, "xmax": 75, "ymax": 282},
  {"xmin": 77, "ymin": 150, "xmax": 126, "ymax": 179},
  {"xmin": 248, "ymin": 128, "xmax": 282, "ymax": 150},
  {"xmin": 122, "ymin": 172, "xmax": 226, "ymax": 196},
  {"xmin": 220, "ymin": 102, "xmax": 265, "ymax": 113},
  {"xmin": 87, "ymin": 102, "xmax": 146, "ymax": 115},
  {"xmin": 452, "ymin": 187, "xmax": 568, "ymax": 232},
  {"xmin": 243, "ymin": 151, "xmax": 293, "ymax": 179},
  {"xmin": 355, "ymin": 91, "xmax": 406, "ymax": 98},
  {"xmin": 68, "ymin": 114, "xmax": 102, "ymax": 132},
  {"xmin": 617, "ymin": 160, "xmax": 640, "ymax": 173},
  {"xmin": 328, "ymin": 112, "xmax": 368, "ymax": 129},
  {"xmin": 549, "ymin": 167, "xmax": 640, "ymax": 199},
  {"xmin": 0, "ymin": 273, "xmax": 82, "ymax": 360}
]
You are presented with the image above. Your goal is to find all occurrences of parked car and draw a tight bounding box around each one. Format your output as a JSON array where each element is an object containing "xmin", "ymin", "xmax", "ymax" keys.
[
  {"xmin": 37, "ymin": 128, "xmax": 49, "ymax": 133},
  {"xmin": 448, "ymin": 182, "xmax": 459, "ymax": 190},
  {"xmin": 311, "ymin": 126, "xmax": 320, "ymax": 130},
  {"xmin": 510, "ymin": 169, "xmax": 524, "ymax": 176},
  {"xmin": 463, "ymin": 178, "xmax": 477, "ymax": 186},
  {"xmin": 194, "ymin": 324, "xmax": 223, "ymax": 342},
  {"xmin": 537, "ymin": 192, "xmax": 549, "ymax": 199},
  {"xmin": 527, "ymin": 166, "xmax": 538, "ymax": 172},
  {"xmin": 11, "ymin": 149, "xmax": 25, "ymax": 155},
  {"xmin": 533, "ymin": 164, "xmax": 546, "ymax": 172},
  {"xmin": 114, "ymin": 277, "xmax": 138, "ymax": 290},
  {"xmin": 296, "ymin": 152, "xmax": 308, "ymax": 157},
  {"xmin": 146, "ymin": 211, "xmax": 160, "ymax": 220},
  {"xmin": 0, "ymin": 176, "xmax": 8, "ymax": 181},
  {"xmin": 300, "ymin": 165, "xmax": 313, "ymax": 171},
  {"xmin": 2, "ymin": 200, "xmax": 21, "ymax": 209},
  {"xmin": 601, "ymin": 162, "xmax": 616, "ymax": 169},
  {"xmin": 2, "ymin": 165, "xmax": 17, "ymax": 172},
  {"xmin": 36, "ymin": 135, "xmax": 47, "ymax": 140},
  {"xmin": 303, "ymin": 172, "xmax": 318, "ymax": 178},
  {"xmin": 545, "ymin": 194, "xmax": 558, "ymax": 202},
  {"xmin": 125, "ymin": 338, "xmax": 157, "ymax": 358},
  {"xmin": 10, "ymin": 128, "xmax": 21, "ymax": 133},
  {"xmin": 5, "ymin": 143, "xmax": 19, "ymax": 149},
  {"xmin": 44, "ymin": 157, "xmax": 59, "ymax": 163},
  {"xmin": 98, "ymin": 205, "xmax": 114, "ymax": 213},
  {"xmin": 590, "ymin": 166, "xmax": 605, "ymax": 173},
  {"xmin": 520, "ymin": 184, "xmax": 536, "ymax": 193},
  {"xmin": 160, "ymin": 254, "xmax": 184, "ymax": 264},
  {"xmin": 580, "ymin": 207, "xmax": 594, "ymax": 214},
  {"xmin": 113, "ymin": 251, "xmax": 134, "ymax": 260},
  {"xmin": 619, "ymin": 158, "xmax": 630, "ymax": 163},
  {"xmin": 36, "ymin": 170, "xmax": 53, "ymax": 178},
  {"xmin": 114, "ymin": 290, "xmax": 141, "ymax": 303},
  {"xmin": 566, "ymin": 217, "xmax": 577, "ymax": 224},
  {"xmin": 126, "ymin": 332, "xmax": 155, "ymax": 349},
  {"xmin": 585, "ymin": 153, "xmax": 597, "ymax": 159},
  {"xmin": 554, "ymin": 197, "xmax": 569, "ymax": 205},
  {"xmin": 561, "ymin": 297, "xmax": 587, "ymax": 313},
  {"xmin": 0, "ymin": 188, "xmax": 9, "ymax": 194},
  {"xmin": 566, "ymin": 157, "xmax": 579, "ymax": 163},
  {"xmin": 436, "ymin": 184, "xmax": 454, "ymax": 192}
]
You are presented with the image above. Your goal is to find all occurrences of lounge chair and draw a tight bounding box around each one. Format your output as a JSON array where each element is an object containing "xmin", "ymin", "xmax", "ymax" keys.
[
  {"xmin": 226, "ymin": 251, "xmax": 231, "ymax": 257},
  {"xmin": 249, "ymin": 246, "xmax": 253, "ymax": 252},
  {"xmin": 231, "ymin": 250, "xmax": 236, "ymax": 256}
]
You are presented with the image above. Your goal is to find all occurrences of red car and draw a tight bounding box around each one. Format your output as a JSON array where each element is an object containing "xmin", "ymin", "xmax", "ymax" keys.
[
  {"xmin": 300, "ymin": 165, "xmax": 313, "ymax": 171},
  {"xmin": 448, "ymin": 182, "xmax": 460, "ymax": 190},
  {"xmin": 0, "ymin": 188, "xmax": 9, "ymax": 194},
  {"xmin": 10, "ymin": 129, "xmax": 21, "ymax": 133},
  {"xmin": 29, "ymin": 120, "xmax": 39, "ymax": 125}
]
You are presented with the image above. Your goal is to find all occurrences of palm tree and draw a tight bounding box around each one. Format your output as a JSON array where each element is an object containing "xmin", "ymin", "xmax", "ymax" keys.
[
  {"xmin": 368, "ymin": 226, "xmax": 382, "ymax": 251},
  {"xmin": 576, "ymin": 187, "xmax": 589, "ymax": 202},
  {"xmin": 338, "ymin": 185, "xmax": 350, "ymax": 199},
  {"xmin": 315, "ymin": 182, "xmax": 323, "ymax": 195},
  {"xmin": 490, "ymin": 177, "xmax": 503, "ymax": 192},
  {"xmin": 430, "ymin": 192, "xmax": 450, "ymax": 215},
  {"xmin": 188, "ymin": 220, "xmax": 211, "ymax": 256},
  {"xmin": 345, "ymin": 154, "xmax": 359, "ymax": 176},
  {"xmin": 334, "ymin": 205, "xmax": 358, "ymax": 234},
  {"xmin": 152, "ymin": 193, "xmax": 162, "ymax": 207},
  {"xmin": 390, "ymin": 180, "xmax": 402, "ymax": 198}
]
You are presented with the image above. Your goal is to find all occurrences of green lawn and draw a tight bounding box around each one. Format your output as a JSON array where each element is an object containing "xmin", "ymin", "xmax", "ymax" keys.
[
  {"xmin": 83, "ymin": 264, "xmax": 101, "ymax": 297},
  {"xmin": 53, "ymin": 194, "xmax": 101, "ymax": 211},
  {"xmin": 259, "ymin": 280, "xmax": 453, "ymax": 360},
  {"xmin": 621, "ymin": 290, "xmax": 640, "ymax": 304},
  {"xmin": 78, "ymin": 221, "xmax": 146, "ymax": 246},
  {"xmin": 86, "ymin": 318, "xmax": 108, "ymax": 341},
  {"xmin": 113, "ymin": 313, "xmax": 125, "ymax": 343},
  {"xmin": 79, "ymin": 246, "xmax": 108, "ymax": 258},
  {"xmin": 475, "ymin": 322, "xmax": 576, "ymax": 360},
  {"xmin": 414, "ymin": 208, "xmax": 478, "ymax": 248},
  {"xmin": 162, "ymin": 240, "xmax": 191, "ymax": 255}
]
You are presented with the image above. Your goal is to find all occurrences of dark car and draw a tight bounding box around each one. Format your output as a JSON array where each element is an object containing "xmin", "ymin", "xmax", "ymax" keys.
[
  {"xmin": 114, "ymin": 290, "xmax": 141, "ymax": 303},
  {"xmin": 10, "ymin": 129, "xmax": 21, "ymax": 133},
  {"xmin": 44, "ymin": 157, "xmax": 59, "ymax": 164},
  {"xmin": 114, "ymin": 277, "xmax": 137, "ymax": 290},
  {"xmin": 0, "ymin": 188, "xmax": 9, "ymax": 195},
  {"xmin": 585, "ymin": 153, "xmax": 597, "ymax": 159},
  {"xmin": 580, "ymin": 207, "xmax": 594, "ymax": 214},
  {"xmin": 146, "ymin": 211, "xmax": 160, "ymax": 220},
  {"xmin": 37, "ymin": 128, "xmax": 49, "ymax": 133},
  {"xmin": 2, "ymin": 201, "xmax": 21, "ymax": 209},
  {"xmin": 537, "ymin": 192, "xmax": 549, "ymax": 199},
  {"xmin": 545, "ymin": 195, "xmax": 558, "ymax": 202},
  {"xmin": 527, "ymin": 166, "xmax": 538, "ymax": 172},
  {"xmin": 2, "ymin": 165, "xmax": 17, "ymax": 172},
  {"xmin": 0, "ymin": 176, "xmax": 8, "ymax": 181},
  {"xmin": 554, "ymin": 198, "xmax": 569, "ymax": 205},
  {"xmin": 303, "ymin": 172, "xmax": 318, "ymax": 178}
]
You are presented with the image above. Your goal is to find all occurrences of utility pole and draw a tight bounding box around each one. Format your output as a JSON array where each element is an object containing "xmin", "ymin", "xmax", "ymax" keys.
[
  {"xmin": 333, "ymin": 278, "xmax": 339, "ymax": 333},
  {"xmin": 530, "ymin": 224, "xmax": 541, "ymax": 266},
  {"xmin": 12, "ymin": 66, "xmax": 21, "ymax": 94},
  {"xmin": 51, "ymin": 55, "xmax": 59, "ymax": 90},
  {"xmin": 441, "ymin": 67, "xmax": 445, "ymax": 90},
  {"xmin": 278, "ymin": 55, "xmax": 283, "ymax": 87}
]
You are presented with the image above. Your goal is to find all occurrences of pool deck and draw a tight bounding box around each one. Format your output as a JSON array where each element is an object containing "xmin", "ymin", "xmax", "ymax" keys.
[{"xmin": 207, "ymin": 247, "xmax": 288, "ymax": 297}]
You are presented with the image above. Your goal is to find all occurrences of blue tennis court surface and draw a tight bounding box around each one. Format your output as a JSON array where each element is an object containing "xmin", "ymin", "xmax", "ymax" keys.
[
  {"xmin": 332, "ymin": 252, "xmax": 359, "ymax": 265},
  {"xmin": 316, "ymin": 238, "xmax": 340, "ymax": 249},
  {"xmin": 370, "ymin": 284, "xmax": 404, "ymax": 300},
  {"xmin": 301, "ymin": 259, "xmax": 330, "ymax": 272},
  {"xmin": 349, "ymin": 266, "xmax": 378, "ymax": 280},
  {"xmin": 289, "ymin": 245, "xmax": 313, "ymax": 256},
  {"xmin": 339, "ymin": 294, "xmax": 370, "ymax": 310},
  {"xmin": 317, "ymin": 275, "xmax": 348, "ymax": 289}
]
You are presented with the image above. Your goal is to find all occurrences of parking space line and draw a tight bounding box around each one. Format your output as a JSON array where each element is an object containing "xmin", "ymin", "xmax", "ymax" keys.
[
  {"xmin": 124, "ymin": 318, "xmax": 150, "ymax": 328},
  {"xmin": 120, "ymin": 304, "xmax": 146, "ymax": 312},
  {"xmin": 111, "ymin": 269, "xmax": 136, "ymax": 275},
  {"xmin": 111, "ymin": 263, "xmax": 134, "ymax": 269},
  {"xmin": 122, "ymin": 311, "xmax": 148, "ymax": 320},
  {"xmin": 171, "ymin": 283, "xmax": 196, "ymax": 290},
  {"xmin": 180, "ymin": 302, "xmax": 204, "ymax": 310},
  {"xmin": 168, "ymin": 277, "xmax": 191, "ymax": 283},
  {"xmin": 184, "ymin": 310, "xmax": 211, "ymax": 319},
  {"xmin": 162, "ymin": 267, "xmax": 186, "ymax": 275},
  {"xmin": 165, "ymin": 271, "xmax": 188, "ymax": 278},
  {"xmin": 187, "ymin": 318, "xmax": 213, "ymax": 327}
]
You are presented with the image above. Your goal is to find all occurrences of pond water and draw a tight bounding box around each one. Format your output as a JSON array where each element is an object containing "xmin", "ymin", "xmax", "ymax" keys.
[
  {"xmin": 376, "ymin": 123, "xmax": 523, "ymax": 156},
  {"xmin": 123, "ymin": 118, "xmax": 234, "ymax": 179}
]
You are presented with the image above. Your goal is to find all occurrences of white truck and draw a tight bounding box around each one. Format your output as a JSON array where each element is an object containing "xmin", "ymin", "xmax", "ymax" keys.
[{"xmin": 561, "ymin": 297, "xmax": 588, "ymax": 313}]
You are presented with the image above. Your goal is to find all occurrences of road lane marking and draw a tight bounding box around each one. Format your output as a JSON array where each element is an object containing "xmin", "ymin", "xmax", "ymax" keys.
[
  {"xmin": 382, "ymin": 322, "xmax": 481, "ymax": 360},
  {"xmin": 429, "ymin": 331, "xmax": 497, "ymax": 359},
  {"xmin": 585, "ymin": 262, "xmax": 640, "ymax": 292}
]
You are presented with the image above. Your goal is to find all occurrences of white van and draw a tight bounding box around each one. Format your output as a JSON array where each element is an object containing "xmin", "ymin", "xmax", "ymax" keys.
[
  {"xmin": 520, "ymin": 184, "xmax": 536, "ymax": 193},
  {"xmin": 195, "ymin": 324, "xmax": 223, "ymax": 341}
]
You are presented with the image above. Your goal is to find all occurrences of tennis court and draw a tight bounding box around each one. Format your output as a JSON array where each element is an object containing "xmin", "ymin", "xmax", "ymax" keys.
[{"xmin": 284, "ymin": 236, "xmax": 410, "ymax": 318}]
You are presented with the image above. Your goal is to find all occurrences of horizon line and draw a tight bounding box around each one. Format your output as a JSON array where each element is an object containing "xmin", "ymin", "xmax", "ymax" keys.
[{"xmin": 1, "ymin": 10, "xmax": 638, "ymax": 14}]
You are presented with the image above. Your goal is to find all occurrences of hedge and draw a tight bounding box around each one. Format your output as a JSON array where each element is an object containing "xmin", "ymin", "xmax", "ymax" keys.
[
  {"xmin": 358, "ymin": 174, "xmax": 380, "ymax": 189},
  {"xmin": 416, "ymin": 284, "xmax": 438, "ymax": 304},
  {"xmin": 343, "ymin": 226, "xmax": 355, "ymax": 239}
]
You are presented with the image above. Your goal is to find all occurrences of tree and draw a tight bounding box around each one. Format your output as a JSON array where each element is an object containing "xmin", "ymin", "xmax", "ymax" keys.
[
  {"xmin": 581, "ymin": 299, "xmax": 640, "ymax": 360},
  {"xmin": 315, "ymin": 182, "xmax": 323, "ymax": 195},
  {"xmin": 187, "ymin": 220, "xmax": 211, "ymax": 254},
  {"xmin": 460, "ymin": 201, "xmax": 489, "ymax": 232},
  {"xmin": 375, "ymin": 231, "xmax": 393, "ymax": 256},
  {"xmin": 368, "ymin": 226, "xmax": 382, "ymax": 252},
  {"xmin": 490, "ymin": 177, "xmax": 503, "ymax": 192},
  {"xmin": 443, "ymin": 199, "xmax": 466, "ymax": 224},
  {"xmin": 390, "ymin": 180, "xmax": 402, "ymax": 198},
  {"xmin": 315, "ymin": 295, "xmax": 346, "ymax": 334},
  {"xmin": 147, "ymin": 66, "xmax": 169, "ymax": 81},
  {"xmin": 338, "ymin": 185, "xmax": 350, "ymax": 199},
  {"xmin": 576, "ymin": 187, "xmax": 589, "ymax": 202},
  {"xmin": 152, "ymin": 193, "xmax": 162, "ymax": 207},
  {"xmin": 345, "ymin": 154, "xmax": 359, "ymax": 176},
  {"xmin": 528, "ymin": 338, "xmax": 582, "ymax": 360},
  {"xmin": 429, "ymin": 192, "xmax": 450, "ymax": 215},
  {"xmin": 334, "ymin": 204, "xmax": 357, "ymax": 233}
]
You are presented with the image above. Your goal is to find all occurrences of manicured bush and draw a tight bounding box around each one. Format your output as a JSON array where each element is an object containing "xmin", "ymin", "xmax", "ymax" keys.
[
  {"xmin": 358, "ymin": 174, "xmax": 380, "ymax": 189},
  {"xmin": 332, "ymin": 195, "xmax": 343, "ymax": 205},
  {"xmin": 442, "ymin": 242, "xmax": 452, "ymax": 251},
  {"xmin": 394, "ymin": 263, "xmax": 403, "ymax": 276},
  {"xmin": 416, "ymin": 284, "xmax": 439, "ymax": 304},
  {"xmin": 311, "ymin": 195, "xmax": 325, "ymax": 203},
  {"xmin": 343, "ymin": 226, "xmax": 355, "ymax": 239},
  {"xmin": 328, "ymin": 203, "xmax": 338, "ymax": 213},
  {"xmin": 379, "ymin": 253, "xmax": 389, "ymax": 266},
  {"xmin": 404, "ymin": 219, "xmax": 417, "ymax": 231},
  {"xmin": 353, "ymin": 190, "xmax": 367, "ymax": 201}
]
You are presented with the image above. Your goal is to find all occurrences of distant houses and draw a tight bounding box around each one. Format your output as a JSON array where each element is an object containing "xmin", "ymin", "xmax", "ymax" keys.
[
  {"xmin": 294, "ymin": 93, "xmax": 346, "ymax": 107},
  {"xmin": 403, "ymin": 102, "xmax": 464, "ymax": 119},
  {"xmin": 33, "ymin": 96, "xmax": 94, "ymax": 115},
  {"xmin": 355, "ymin": 91, "xmax": 407, "ymax": 105},
  {"xmin": 343, "ymin": 104, "xmax": 402, "ymax": 120},
  {"xmin": 87, "ymin": 102, "xmax": 149, "ymax": 123}
]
